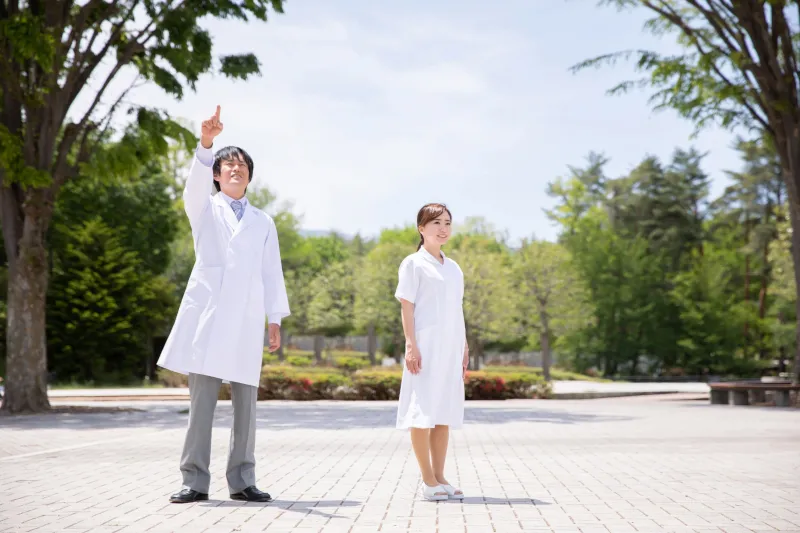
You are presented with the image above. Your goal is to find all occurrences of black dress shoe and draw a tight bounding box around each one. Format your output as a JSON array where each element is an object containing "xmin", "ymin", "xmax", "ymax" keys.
[
  {"xmin": 169, "ymin": 488, "xmax": 209, "ymax": 503},
  {"xmin": 230, "ymin": 486, "xmax": 273, "ymax": 502}
]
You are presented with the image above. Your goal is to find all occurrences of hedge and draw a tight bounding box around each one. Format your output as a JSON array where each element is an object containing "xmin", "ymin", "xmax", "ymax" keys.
[{"xmin": 158, "ymin": 366, "xmax": 552, "ymax": 401}]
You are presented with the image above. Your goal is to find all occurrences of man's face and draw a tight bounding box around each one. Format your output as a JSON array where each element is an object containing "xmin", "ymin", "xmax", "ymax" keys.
[{"xmin": 214, "ymin": 155, "xmax": 250, "ymax": 199}]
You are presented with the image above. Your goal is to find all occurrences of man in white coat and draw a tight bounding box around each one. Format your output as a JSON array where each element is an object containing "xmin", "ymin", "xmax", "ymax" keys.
[{"xmin": 157, "ymin": 106, "xmax": 289, "ymax": 503}]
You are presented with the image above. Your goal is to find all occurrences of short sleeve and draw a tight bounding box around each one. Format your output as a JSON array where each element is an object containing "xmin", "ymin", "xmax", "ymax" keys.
[{"xmin": 395, "ymin": 258, "xmax": 419, "ymax": 303}]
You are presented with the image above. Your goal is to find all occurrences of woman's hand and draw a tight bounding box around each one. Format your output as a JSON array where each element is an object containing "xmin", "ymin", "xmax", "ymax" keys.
[{"xmin": 405, "ymin": 342, "xmax": 422, "ymax": 374}]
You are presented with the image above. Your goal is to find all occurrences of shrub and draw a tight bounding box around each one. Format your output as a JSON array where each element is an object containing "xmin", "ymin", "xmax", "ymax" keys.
[
  {"xmin": 157, "ymin": 368, "xmax": 188, "ymax": 387},
  {"xmin": 464, "ymin": 372, "xmax": 507, "ymax": 400},
  {"xmin": 464, "ymin": 370, "xmax": 551, "ymax": 399},
  {"xmin": 158, "ymin": 363, "xmax": 553, "ymax": 401},
  {"xmin": 335, "ymin": 356, "xmax": 371, "ymax": 372},
  {"xmin": 259, "ymin": 367, "xmax": 302, "ymax": 400},
  {"xmin": 286, "ymin": 355, "xmax": 312, "ymax": 367},
  {"xmin": 284, "ymin": 349, "xmax": 315, "ymax": 359},
  {"xmin": 259, "ymin": 366, "xmax": 348, "ymax": 400},
  {"xmin": 352, "ymin": 369, "xmax": 402, "ymax": 400},
  {"xmin": 480, "ymin": 365, "xmax": 609, "ymax": 383}
]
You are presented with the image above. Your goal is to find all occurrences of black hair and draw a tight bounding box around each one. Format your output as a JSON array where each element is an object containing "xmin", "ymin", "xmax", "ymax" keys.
[{"xmin": 212, "ymin": 146, "xmax": 254, "ymax": 192}]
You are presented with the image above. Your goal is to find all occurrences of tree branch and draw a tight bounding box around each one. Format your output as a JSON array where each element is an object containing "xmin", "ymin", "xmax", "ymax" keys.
[
  {"xmin": 643, "ymin": 0, "xmax": 772, "ymax": 132},
  {"xmin": 58, "ymin": 0, "xmax": 109, "ymax": 80},
  {"xmin": 58, "ymin": 75, "xmax": 142, "ymax": 187},
  {"xmin": 63, "ymin": 0, "xmax": 138, "ymax": 114}
]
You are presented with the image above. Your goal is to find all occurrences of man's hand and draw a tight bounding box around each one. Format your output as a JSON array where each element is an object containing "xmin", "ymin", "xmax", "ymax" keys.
[
  {"xmin": 267, "ymin": 323, "xmax": 281, "ymax": 352},
  {"xmin": 200, "ymin": 105, "xmax": 223, "ymax": 149}
]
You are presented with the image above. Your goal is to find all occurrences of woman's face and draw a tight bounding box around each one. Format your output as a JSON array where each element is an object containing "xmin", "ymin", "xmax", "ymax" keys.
[{"xmin": 419, "ymin": 213, "xmax": 452, "ymax": 247}]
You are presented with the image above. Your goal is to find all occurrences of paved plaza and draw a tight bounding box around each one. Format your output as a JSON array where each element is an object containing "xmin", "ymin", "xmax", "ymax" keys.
[{"xmin": 0, "ymin": 395, "xmax": 798, "ymax": 533}]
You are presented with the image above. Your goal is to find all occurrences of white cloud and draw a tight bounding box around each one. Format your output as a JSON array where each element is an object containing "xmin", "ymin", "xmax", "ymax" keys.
[{"xmin": 66, "ymin": 1, "xmax": 742, "ymax": 242}]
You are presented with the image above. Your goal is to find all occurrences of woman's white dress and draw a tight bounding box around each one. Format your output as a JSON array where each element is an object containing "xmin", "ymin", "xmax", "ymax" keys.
[{"xmin": 395, "ymin": 247, "xmax": 466, "ymax": 429}]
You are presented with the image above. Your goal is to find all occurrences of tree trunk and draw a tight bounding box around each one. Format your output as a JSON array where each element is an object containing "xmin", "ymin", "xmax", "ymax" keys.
[
  {"xmin": 467, "ymin": 335, "xmax": 483, "ymax": 370},
  {"xmin": 1, "ymin": 225, "xmax": 50, "ymax": 413},
  {"xmin": 788, "ymin": 203, "xmax": 800, "ymax": 384},
  {"xmin": 276, "ymin": 325, "xmax": 285, "ymax": 360},
  {"xmin": 743, "ymin": 221, "xmax": 751, "ymax": 349},
  {"xmin": 540, "ymin": 312, "xmax": 552, "ymax": 382},
  {"xmin": 367, "ymin": 324, "xmax": 377, "ymax": 366},
  {"xmin": 313, "ymin": 335, "xmax": 324, "ymax": 364}
]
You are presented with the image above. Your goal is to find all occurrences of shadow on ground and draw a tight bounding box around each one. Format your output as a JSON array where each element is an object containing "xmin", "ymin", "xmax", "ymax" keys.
[
  {"xmin": 198, "ymin": 499, "xmax": 362, "ymax": 519},
  {"xmin": 0, "ymin": 403, "xmax": 635, "ymax": 431}
]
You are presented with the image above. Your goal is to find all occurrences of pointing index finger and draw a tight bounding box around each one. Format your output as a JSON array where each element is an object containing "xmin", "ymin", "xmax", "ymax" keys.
[{"xmin": 214, "ymin": 105, "xmax": 221, "ymax": 120}]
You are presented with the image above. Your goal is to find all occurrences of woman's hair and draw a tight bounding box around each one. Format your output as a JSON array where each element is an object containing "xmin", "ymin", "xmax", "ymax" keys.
[{"xmin": 416, "ymin": 203, "xmax": 452, "ymax": 251}]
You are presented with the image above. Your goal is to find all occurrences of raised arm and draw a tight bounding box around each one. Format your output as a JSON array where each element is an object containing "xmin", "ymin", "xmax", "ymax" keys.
[{"xmin": 184, "ymin": 106, "xmax": 223, "ymax": 230}]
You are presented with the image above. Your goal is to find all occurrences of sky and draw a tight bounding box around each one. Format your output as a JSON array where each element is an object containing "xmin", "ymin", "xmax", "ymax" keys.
[{"xmin": 81, "ymin": 0, "xmax": 749, "ymax": 242}]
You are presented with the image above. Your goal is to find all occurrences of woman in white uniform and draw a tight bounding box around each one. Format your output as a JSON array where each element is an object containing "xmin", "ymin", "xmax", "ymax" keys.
[{"xmin": 395, "ymin": 203, "xmax": 469, "ymax": 501}]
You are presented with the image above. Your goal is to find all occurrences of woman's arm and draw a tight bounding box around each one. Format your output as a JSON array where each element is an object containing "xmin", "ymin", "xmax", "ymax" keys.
[{"xmin": 400, "ymin": 299, "xmax": 421, "ymax": 374}]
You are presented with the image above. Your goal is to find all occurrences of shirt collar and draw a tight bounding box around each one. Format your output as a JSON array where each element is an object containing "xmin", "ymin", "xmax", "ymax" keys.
[
  {"xmin": 418, "ymin": 246, "xmax": 446, "ymax": 265},
  {"xmin": 217, "ymin": 191, "xmax": 248, "ymax": 208}
]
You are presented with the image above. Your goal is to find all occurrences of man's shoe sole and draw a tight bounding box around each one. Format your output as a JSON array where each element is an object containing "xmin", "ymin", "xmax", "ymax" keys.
[{"xmin": 230, "ymin": 493, "xmax": 273, "ymax": 503}]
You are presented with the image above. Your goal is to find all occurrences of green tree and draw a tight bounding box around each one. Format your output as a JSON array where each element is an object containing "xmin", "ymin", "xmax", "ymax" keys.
[
  {"xmin": 513, "ymin": 240, "xmax": 594, "ymax": 381},
  {"xmin": 47, "ymin": 219, "xmax": 176, "ymax": 383},
  {"xmin": 354, "ymin": 242, "xmax": 413, "ymax": 363},
  {"xmin": 767, "ymin": 207, "xmax": 797, "ymax": 370},
  {"xmin": 0, "ymin": 0, "xmax": 286, "ymax": 412},
  {"xmin": 576, "ymin": 0, "xmax": 800, "ymax": 382},
  {"xmin": 52, "ymin": 166, "xmax": 179, "ymax": 275},
  {"xmin": 281, "ymin": 233, "xmax": 350, "ymax": 339},
  {"xmin": 712, "ymin": 138, "xmax": 786, "ymax": 357},
  {"xmin": 449, "ymin": 236, "xmax": 515, "ymax": 369},
  {"xmin": 670, "ymin": 244, "xmax": 759, "ymax": 375},
  {"xmin": 379, "ymin": 226, "xmax": 420, "ymax": 247},
  {"xmin": 307, "ymin": 260, "xmax": 356, "ymax": 340}
]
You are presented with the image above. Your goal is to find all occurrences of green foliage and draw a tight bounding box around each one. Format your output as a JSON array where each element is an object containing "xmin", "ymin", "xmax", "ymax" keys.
[
  {"xmin": 545, "ymin": 144, "xmax": 793, "ymax": 378},
  {"xmin": 513, "ymin": 240, "xmax": 594, "ymax": 367},
  {"xmin": 52, "ymin": 166, "xmax": 179, "ymax": 275},
  {"xmin": 42, "ymin": 152, "xmax": 180, "ymax": 383},
  {"xmin": 285, "ymin": 355, "xmax": 312, "ymax": 367},
  {"xmin": 0, "ymin": 125, "xmax": 50, "ymax": 187},
  {"xmin": 449, "ymin": 236, "xmax": 516, "ymax": 362},
  {"xmin": 259, "ymin": 366, "xmax": 348, "ymax": 401},
  {"xmin": 354, "ymin": 242, "xmax": 411, "ymax": 356},
  {"xmin": 334, "ymin": 356, "xmax": 371, "ymax": 372},
  {"xmin": 574, "ymin": 1, "xmax": 799, "ymax": 381},
  {"xmin": 575, "ymin": 2, "xmax": 797, "ymax": 133},
  {"xmin": 47, "ymin": 220, "xmax": 176, "ymax": 383},
  {"xmin": 307, "ymin": 260, "xmax": 356, "ymax": 337},
  {"xmin": 350, "ymin": 369, "xmax": 403, "ymax": 400},
  {"xmin": 481, "ymin": 366, "xmax": 610, "ymax": 383},
  {"xmin": 379, "ymin": 226, "xmax": 420, "ymax": 247},
  {"xmin": 252, "ymin": 366, "xmax": 552, "ymax": 401}
]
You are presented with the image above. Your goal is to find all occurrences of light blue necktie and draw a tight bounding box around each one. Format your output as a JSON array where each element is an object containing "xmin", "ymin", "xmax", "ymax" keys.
[{"xmin": 231, "ymin": 200, "xmax": 244, "ymax": 221}]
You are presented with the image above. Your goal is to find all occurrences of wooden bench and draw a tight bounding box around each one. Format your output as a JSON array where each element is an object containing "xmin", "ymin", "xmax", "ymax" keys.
[{"xmin": 709, "ymin": 382, "xmax": 799, "ymax": 407}]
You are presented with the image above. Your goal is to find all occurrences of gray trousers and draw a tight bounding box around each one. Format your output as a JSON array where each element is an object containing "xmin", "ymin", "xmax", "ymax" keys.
[{"xmin": 180, "ymin": 373, "xmax": 258, "ymax": 493}]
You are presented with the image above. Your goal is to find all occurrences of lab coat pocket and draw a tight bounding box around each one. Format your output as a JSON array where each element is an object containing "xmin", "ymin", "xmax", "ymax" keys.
[{"xmin": 185, "ymin": 266, "xmax": 223, "ymax": 306}]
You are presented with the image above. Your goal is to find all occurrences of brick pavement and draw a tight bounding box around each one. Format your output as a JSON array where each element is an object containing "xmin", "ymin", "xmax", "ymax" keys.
[{"xmin": 0, "ymin": 396, "xmax": 798, "ymax": 533}]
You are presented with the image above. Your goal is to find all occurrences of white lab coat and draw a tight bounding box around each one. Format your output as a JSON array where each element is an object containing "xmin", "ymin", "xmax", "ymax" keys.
[{"xmin": 157, "ymin": 144, "xmax": 290, "ymax": 387}]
